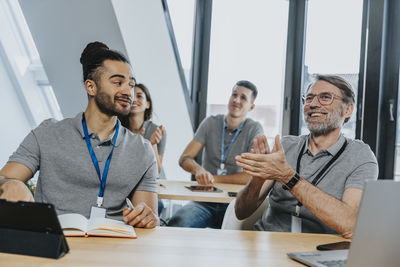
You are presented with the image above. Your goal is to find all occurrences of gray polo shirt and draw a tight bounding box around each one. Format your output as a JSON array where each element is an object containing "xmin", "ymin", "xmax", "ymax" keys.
[
  {"xmin": 143, "ymin": 120, "xmax": 167, "ymax": 179},
  {"xmin": 194, "ymin": 114, "xmax": 264, "ymax": 175},
  {"xmin": 8, "ymin": 112, "xmax": 158, "ymax": 220},
  {"xmin": 254, "ymin": 134, "xmax": 378, "ymax": 234}
]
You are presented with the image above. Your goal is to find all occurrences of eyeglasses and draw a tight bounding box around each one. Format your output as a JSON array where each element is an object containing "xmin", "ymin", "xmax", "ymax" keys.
[{"xmin": 301, "ymin": 92, "xmax": 343, "ymax": 106}]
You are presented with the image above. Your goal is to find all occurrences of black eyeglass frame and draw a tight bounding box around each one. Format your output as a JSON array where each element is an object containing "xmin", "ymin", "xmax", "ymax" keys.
[{"xmin": 301, "ymin": 92, "xmax": 344, "ymax": 106}]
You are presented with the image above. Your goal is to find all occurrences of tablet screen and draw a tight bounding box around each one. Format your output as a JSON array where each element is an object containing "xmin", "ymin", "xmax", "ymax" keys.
[
  {"xmin": 185, "ymin": 185, "xmax": 223, "ymax": 193},
  {"xmin": 0, "ymin": 200, "xmax": 63, "ymax": 234}
]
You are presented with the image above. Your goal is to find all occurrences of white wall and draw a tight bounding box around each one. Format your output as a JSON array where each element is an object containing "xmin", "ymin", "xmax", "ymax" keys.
[
  {"xmin": 16, "ymin": 0, "xmax": 192, "ymax": 180},
  {"xmin": 112, "ymin": 0, "xmax": 192, "ymax": 180},
  {"xmin": 0, "ymin": 55, "xmax": 31, "ymax": 165},
  {"xmin": 19, "ymin": 0, "xmax": 128, "ymax": 118},
  {"xmin": 0, "ymin": 0, "xmax": 58, "ymax": 167}
]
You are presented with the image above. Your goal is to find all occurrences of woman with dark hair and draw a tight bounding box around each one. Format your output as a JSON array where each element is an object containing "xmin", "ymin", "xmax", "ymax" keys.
[
  {"xmin": 120, "ymin": 84, "xmax": 166, "ymax": 176},
  {"xmin": 119, "ymin": 84, "xmax": 166, "ymax": 217}
]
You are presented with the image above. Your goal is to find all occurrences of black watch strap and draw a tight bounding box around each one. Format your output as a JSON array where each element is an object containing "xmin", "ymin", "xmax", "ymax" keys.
[{"xmin": 282, "ymin": 173, "xmax": 300, "ymax": 190}]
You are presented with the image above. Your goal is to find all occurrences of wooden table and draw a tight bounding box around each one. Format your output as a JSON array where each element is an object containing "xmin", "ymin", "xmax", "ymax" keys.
[
  {"xmin": 158, "ymin": 180, "xmax": 244, "ymax": 203},
  {"xmin": 0, "ymin": 227, "xmax": 347, "ymax": 267}
]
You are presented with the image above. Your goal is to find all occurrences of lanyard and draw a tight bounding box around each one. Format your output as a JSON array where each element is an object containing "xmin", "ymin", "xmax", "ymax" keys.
[
  {"xmin": 220, "ymin": 119, "xmax": 245, "ymax": 169},
  {"xmin": 82, "ymin": 113, "xmax": 119, "ymax": 207},
  {"xmin": 294, "ymin": 137, "xmax": 348, "ymax": 216}
]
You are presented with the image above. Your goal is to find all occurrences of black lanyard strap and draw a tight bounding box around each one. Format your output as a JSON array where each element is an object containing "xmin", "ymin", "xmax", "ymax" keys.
[{"xmin": 296, "ymin": 137, "xmax": 348, "ymax": 208}]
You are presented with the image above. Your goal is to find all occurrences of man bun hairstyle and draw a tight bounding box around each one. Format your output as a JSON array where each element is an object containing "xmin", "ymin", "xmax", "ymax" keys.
[
  {"xmin": 80, "ymin": 41, "xmax": 130, "ymax": 84},
  {"xmin": 235, "ymin": 80, "xmax": 258, "ymax": 102}
]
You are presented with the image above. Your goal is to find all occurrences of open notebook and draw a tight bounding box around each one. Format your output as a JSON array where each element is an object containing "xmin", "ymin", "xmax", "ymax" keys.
[
  {"xmin": 58, "ymin": 213, "xmax": 136, "ymax": 238},
  {"xmin": 287, "ymin": 180, "xmax": 400, "ymax": 267}
]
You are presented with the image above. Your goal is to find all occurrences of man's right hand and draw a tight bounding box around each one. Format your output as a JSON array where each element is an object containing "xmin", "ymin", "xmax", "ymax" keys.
[
  {"xmin": 0, "ymin": 180, "xmax": 34, "ymax": 202},
  {"xmin": 195, "ymin": 169, "xmax": 214, "ymax": 185}
]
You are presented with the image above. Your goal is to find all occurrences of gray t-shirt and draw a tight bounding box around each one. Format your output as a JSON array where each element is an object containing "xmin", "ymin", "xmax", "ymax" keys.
[
  {"xmin": 194, "ymin": 114, "xmax": 264, "ymax": 175},
  {"xmin": 254, "ymin": 134, "xmax": 379, "ymax": 234},
  {"xmin": 8, "ymin": 112, "xmax": 158, "ymax": 220},
  {"xmin": 142, "ymin": 120, "xmax": 167, "ymax": 179}
]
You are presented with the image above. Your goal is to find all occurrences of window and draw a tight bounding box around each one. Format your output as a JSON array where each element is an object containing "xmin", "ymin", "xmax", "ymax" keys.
[
  {"xmin": 207, "ymin": 0, "xmax": 289, "ymax": 140},
  {"xmin": 0, "ymin": 0, "xmax": 62, "ymax": 124},
  {"xmin": 300, "ymin": 0, "xmax": 363, "ymax": 138},
  {"xmin": 0, "ymin": 0, "xmax": 62, "ymax": 179},
  {"xmin": 394, "ymin": 77, "xmax": 400, "ymax": 181},
  {"xmin": 165, "ymin": 0, "xmax": 196, "ymax": 92}
]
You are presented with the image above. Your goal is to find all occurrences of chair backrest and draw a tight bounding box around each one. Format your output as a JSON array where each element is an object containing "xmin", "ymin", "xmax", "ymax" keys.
[{"xmin": 221, "ymin": 197, "xmax": 269, "ymax": 230}]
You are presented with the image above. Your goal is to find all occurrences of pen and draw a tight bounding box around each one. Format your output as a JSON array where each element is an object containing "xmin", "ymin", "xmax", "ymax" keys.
[
  {"xmin": 159, "ymin": 183, "xmax": 166, "ymax": 188},
  {"xmin": 125, "ymin": 198, "xmax": 134, "ymax": 210}
]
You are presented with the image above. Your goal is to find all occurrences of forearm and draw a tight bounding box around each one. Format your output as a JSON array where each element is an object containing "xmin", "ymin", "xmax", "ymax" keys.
[
  {"xmin": 126, "ymin": 191, "xmax": 159, "ymax": 228},
  {"xmin": 0, "ymin": 176, "xmax": 24, "ymax": 190},
  {"xmin": 0, "ymin": 176, "xmax": 33, "ymax": 202},
  {"xmin": 179, "ymin": 156, "xmax": 204, "ymax": 175},
  {"xmin": 235, "ymin": 177, "xmax": 272, "ymax": 220},
  {"xmin": 214, "ymin": 172, "xmax": 251, "ymax": 185},
  {"xmin": 132, "ymin": 191, "xmax": 158, "ymax": 215},
  {"xmin": 0, "ymin": 175, "xmax": 10, "ymax": 186},
  {"xmin": 290, "ymin": 178, "xmax": 358, "ymax": 238},
  {"xmin": 152, "ymin": 144, "xmax": 162, "ymax": 173}
]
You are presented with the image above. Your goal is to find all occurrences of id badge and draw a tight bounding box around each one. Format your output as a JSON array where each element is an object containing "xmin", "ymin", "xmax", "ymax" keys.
[
  {"xmin": 217, "ymin": 168, "xmax": 227, "ymax": 175},
  {"xmin": 217, "ymin": 163, "xmax": 227, "ymax": 175},
  {"xmin": 291, "ymin": 215, "xmax": 302, "ymax": 233},
  {"xmin": 90, "ymin": 206, "xmax": 106, "ymax": 219}
]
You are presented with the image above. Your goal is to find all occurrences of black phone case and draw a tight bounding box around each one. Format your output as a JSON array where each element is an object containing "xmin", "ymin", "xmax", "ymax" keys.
[
  {"xmin": 185, "ymin": 185, "xmax": 223, "ymax": 192},
  {"xmin": 228, "ymin": 192, "xmax": 237, "ymax": 197},
  {"xmin": 316, "ymin": 241, "xmax": 351, "ymax": 251},
  {"xmin": 0, "ymin": 200, "xmax": 69, "ymax": 259}
]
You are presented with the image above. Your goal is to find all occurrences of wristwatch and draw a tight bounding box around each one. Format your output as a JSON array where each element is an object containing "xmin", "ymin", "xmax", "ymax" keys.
[{"xmin": 282, "ymin": 172, "xmax": 300, "ymax": 190}]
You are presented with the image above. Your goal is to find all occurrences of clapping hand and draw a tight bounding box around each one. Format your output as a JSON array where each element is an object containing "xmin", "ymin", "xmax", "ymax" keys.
[
  {"xmin": 235, "ymin": 135, "xmax": 295, "ymax": 184},
  {"xmin": 149, "ymin": 125, "xmax": 165, "ymax": 145}
]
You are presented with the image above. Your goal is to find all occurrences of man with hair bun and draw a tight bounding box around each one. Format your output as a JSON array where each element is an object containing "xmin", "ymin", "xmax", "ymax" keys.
[{"xmin": 0, "ymin": 41, "xmax": 159, "ymax": 228}]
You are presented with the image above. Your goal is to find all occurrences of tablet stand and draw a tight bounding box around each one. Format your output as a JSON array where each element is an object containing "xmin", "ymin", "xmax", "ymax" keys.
[{"xmin": 0, "ymin": 226, "xmax": 69, "ymax": 258}]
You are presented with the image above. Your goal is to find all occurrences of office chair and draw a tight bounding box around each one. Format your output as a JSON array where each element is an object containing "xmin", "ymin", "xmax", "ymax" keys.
[{"xmin": 221, "ymin": 197, "xmax": 269, "ymax": 230}]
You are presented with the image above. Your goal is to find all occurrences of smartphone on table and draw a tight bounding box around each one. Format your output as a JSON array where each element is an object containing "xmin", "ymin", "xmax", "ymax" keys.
[
  {"xmin": 316, "ymin": 241, "xmax": 351, "ymax": 251},
  {"xmin": 227, "ymin": 192, "xmax": 237, "ymax": 197}
]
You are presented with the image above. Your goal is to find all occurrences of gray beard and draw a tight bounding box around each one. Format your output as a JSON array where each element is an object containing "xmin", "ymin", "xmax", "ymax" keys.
[{"xmin": 305, "ymin": 105, "xmax": 345, "ymax": 137}]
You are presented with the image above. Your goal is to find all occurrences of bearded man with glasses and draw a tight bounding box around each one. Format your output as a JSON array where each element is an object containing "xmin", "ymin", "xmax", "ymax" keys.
[{"xmin": 235, "ymin": 74, "xmax": 378, "ymax": 238}]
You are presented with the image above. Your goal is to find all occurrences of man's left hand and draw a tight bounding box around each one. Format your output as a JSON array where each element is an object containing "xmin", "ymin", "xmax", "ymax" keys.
[
  {"xmin": 235, "ymin": 135, "xmax": 295, "ymax": 184},
  {"xmin": 123, "ymin": 202, "xmax": 159, "ymax": 228}
]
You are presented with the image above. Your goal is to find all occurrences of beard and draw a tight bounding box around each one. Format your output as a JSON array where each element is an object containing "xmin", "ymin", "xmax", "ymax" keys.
[
  {"xmin": 304, "ymin": 104, "xmax": 345, "ymax": 137},
  {"xmin": 94, "ymin": 87, "xmax": 131, "ymax": 117}
]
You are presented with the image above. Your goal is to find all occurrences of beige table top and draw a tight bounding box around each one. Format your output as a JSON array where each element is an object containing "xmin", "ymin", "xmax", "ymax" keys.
[
  {"xmin": 157, "ymin": 180, "xmax": 244, "ymax": 203},
  {"xmin": 0, "ymin": 227, "xmax": 347, "ymax": 267}
]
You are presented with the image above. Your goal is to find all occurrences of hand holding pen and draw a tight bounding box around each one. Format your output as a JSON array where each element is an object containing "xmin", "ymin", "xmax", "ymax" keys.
[{"xmin": 123, "ymin": 198, "xmax": 159, "ymax": 228}]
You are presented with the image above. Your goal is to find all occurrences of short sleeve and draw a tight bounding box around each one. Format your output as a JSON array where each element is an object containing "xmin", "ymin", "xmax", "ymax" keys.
[
  {"xmin": 8, "ymin": 130, "xmax": 41, "ymax": 174},
  {"xmin": 135, "ymin": 142, "xmax": 158, "ymax": 193},
  {"xmin": 345, "ymin": 145, "xmax": 378, "ymax": 190},
  {"xmin": 193, "ymin": 117, "xmax": 210, "ymax": 145}
]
